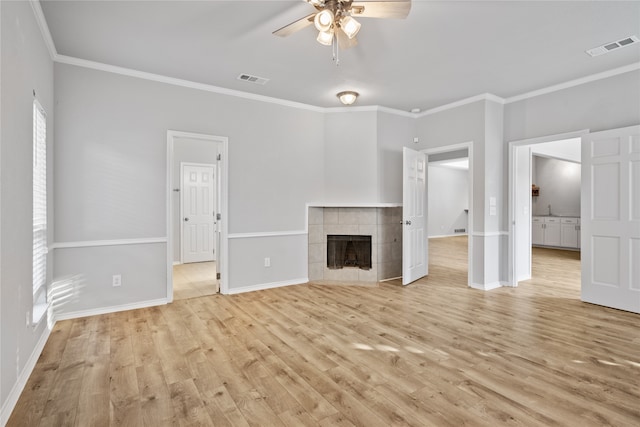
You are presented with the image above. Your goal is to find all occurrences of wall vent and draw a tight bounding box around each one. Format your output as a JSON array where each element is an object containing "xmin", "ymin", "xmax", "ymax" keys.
[
  {"xmin": 237, "ymin": 73, "xmax": 269, "ymax": 85},
  {"xmin": 586, "ymin": 35, "xmax": 639, "ymax": 57},
  {"xmin": 454, "ymin": 228, "xmax": 466, "ymax": 233}
]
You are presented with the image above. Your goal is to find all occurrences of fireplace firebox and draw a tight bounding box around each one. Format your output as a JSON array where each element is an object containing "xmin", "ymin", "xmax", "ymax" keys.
[{"xmin": 327, "ymin": 235, "xmax": 372, "ymax": 270}]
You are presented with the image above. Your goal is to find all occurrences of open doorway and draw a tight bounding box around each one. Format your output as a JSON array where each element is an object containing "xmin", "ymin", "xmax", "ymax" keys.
[
  {"xmin": 175, "ymin": 160, "xmax": 217, "ymax": 300},
  {"xmin": 166, "ymin": 131, "xmax": 229, "ymax": 301},
  {"xmin": 509, "ymin": 131, "xmax": 585, "ymax": 288},
  {"xmin": 423, "ymin": 142, "xmax": 473, "ymax": 287}
]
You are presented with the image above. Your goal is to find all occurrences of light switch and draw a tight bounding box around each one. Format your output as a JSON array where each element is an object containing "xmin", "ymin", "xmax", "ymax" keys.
[
  {"xmin": 490, "ymin": 206, "xmax": 497, "ymax": 216},
  {"xmin": 490, "ymin": 197, "xmax": 496, "ymax": 207}
]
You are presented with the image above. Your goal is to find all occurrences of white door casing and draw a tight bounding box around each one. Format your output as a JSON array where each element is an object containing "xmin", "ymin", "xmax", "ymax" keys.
[
  {"xmin": 513, "ymin": 145, "xmax": 533, "ymax": 282},
  {"xmin": 581, "ymin": 125, "xmax": 640, "ymax": 314},
  {"xmin": 215, "ymin": 153, "xmax": 222, "ymax": 278},
  {"xmin": 403, "ymin": 147, "xmax": 428, "ymax": 285},
  {"xmin": 182, "ymin": 163, "xmax": 215, "ymax": 263}
]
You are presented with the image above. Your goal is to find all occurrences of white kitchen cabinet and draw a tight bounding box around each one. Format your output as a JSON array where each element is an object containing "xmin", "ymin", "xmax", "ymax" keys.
[
  {"xmin": 561, "ymin": 217, "xmax": 579, "ymax": 248},
  {"xmin": 532, "ymin": 216, "xmax": 579, "ymax": 249},
  {"xmin": 532, "ymin": 217, "xmax": 544, "ymax": 245},
  {"xmin": 544, "ymin": 217, "xmax": 561, "ymax": 246}
]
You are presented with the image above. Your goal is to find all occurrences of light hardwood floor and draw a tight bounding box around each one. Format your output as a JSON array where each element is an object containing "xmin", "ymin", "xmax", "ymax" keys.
[
  {"xmin": 8, "ymin": 237, "xmax": 640, "ymax": 426},
  {"xmin": 173, "ymin": 261, "xmax": 218, "ymax": 301}
]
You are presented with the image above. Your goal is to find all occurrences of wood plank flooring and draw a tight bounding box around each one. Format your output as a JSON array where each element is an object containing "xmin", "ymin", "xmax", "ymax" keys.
[
  {"xmin": 8, "ymin": 237, "xmax": 640, "ymax": 426},
  {"xmin": 173, "ymin": 261, "xmax": 218, "ymax": 301}
]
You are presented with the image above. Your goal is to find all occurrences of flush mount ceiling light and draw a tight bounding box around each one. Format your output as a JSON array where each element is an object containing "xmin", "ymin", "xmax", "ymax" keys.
[
  {"xmin": 274, "ymin": 0, "xmax": 411, "ymax": 64},
  {"xmin": 337, "ymin": 91, "xmax": 359, "ymax": 105}
]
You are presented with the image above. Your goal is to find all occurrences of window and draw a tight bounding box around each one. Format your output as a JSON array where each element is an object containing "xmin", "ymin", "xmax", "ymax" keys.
[{"xmin": 33, "ymin": 100, "xmax": 48, "ymax": 318}]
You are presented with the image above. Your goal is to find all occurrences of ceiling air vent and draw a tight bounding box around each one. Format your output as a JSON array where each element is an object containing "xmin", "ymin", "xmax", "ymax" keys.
[
  {"xmin": 237, "ymin": 73, "xmax": 269, "ymax": 85},
  {"xmin": 586, "ymin": 35, "xmax": 639, "ymax": 57}
]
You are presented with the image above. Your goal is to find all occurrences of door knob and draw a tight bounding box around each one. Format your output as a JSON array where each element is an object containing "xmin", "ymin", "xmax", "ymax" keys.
[
  {"xmin": 405, "ymin": 220, "xmax": 412, "ymax": 225},
  {"xmin": 184, "ymin": 218, "xmax": 189, "ymax": 222}
]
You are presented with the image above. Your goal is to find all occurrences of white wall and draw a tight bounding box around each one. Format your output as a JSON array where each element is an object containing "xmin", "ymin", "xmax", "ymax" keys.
[
  {"xmin": 1, "ymin": 1, "xmax": 55, "ymax": 422},
  {"xmin": 172, "ymin": 137, "xmax": 218, "ymax": 263},
  {"xmin": 53, "ymin": 63, "xmax": 325, "ymax": 308},
  {"xmin": 416, "ymin": 101, "xmax": 486, "ymax": 231},
  {"xmin": 504, "ymin": 70, "xmax": 640, "ymax": 142},
  {"xmin": 532, "ymin": 155, "xmax": 581, "ymax": 217},
  {"xmin": 428, "ymin": 166, "xmax": 469, "ymax": 237},
  {"xmin": 377, "ymin": 111, "xmax": 416, "ymax": 203},
  {"xmin": 531, "ymin": 138, "xmax": 581, "ymax": 163},
  {"xmin": 323, "ymin": 111, "xmax": 378, "ymax": 203}
]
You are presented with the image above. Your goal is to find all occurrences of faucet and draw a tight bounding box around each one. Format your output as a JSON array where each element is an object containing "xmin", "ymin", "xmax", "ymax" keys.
[{"xmin": 548, "ymin": 204, "xmax": 552, "ymax": 216}]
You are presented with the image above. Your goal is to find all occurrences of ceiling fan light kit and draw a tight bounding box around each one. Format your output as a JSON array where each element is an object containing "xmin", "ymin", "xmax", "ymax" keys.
[
  {"xmin": 340, "ymin": 15, "xmax": 361, "ymax": 39},
  {"xmin": 317, "ymin": 29, "xmax": 335, "ymax": 45},
  {"xmin": 314, "ymin": 9, "xmax": 335, "ymax": 32},
  {"xmin": 274, "ymin": 0, "xmax": 411, "ymax": 52},
  {"xmin": 337, "ymin": 90, "xmax": 359, "ymax": 105}
]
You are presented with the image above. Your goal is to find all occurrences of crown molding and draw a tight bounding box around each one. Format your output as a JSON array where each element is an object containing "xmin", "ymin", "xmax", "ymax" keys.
[
  {"xmin": 29, "ymin": 0, "xmax": 57, "ymax": 60},
  {"xmin": 504, "ymin": 62, "xmax": 640, "ymax": 104},
  {"xmin": 324, "ymin": 105, "xmax": 416, "ymax": 118},
  {"xmin": 29, "ymin": 2, "xmax": 640, "ymax": 118},
  {"xmin": 416, "ymin": 93, "xmax": 506, "ymax": 118},
  {"xmin": 55, "ymin": 55, "xmax": 326, "ymax": 113}
]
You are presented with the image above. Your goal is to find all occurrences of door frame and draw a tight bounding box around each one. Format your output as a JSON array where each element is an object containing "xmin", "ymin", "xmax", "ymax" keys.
[
  {"xmin": 507, "ymin": 129, "xmax": 588, "ymax": 286},
  {"xmin": 422, "ymin": 141, "xmax": 474, "ymax": 287},
  {"xmin": 180, "ymin": 161, "xmax": 216, "ymax": 264},
  {"xmin": 167, "ymin": 130, "xmax": 229, "ymax": 300}
]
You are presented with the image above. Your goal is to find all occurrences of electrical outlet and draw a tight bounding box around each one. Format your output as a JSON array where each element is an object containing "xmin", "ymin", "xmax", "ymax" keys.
[
  {"xmin": 112, "ymin": 274, "xmax": 122, "ymax": 287},
  {"xmin": 264, "ymin": 257, "xmax": 271, "ymax": 268}
]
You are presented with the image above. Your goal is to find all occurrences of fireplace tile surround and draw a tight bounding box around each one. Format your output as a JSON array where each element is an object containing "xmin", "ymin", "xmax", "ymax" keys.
[{"xmin": 308, "ymin": 206, "xmax": 402, "ymax": 282}]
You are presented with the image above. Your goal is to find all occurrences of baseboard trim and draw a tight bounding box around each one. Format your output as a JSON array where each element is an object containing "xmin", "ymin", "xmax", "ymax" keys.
[
  {"xmin": 225, "ymin": 278, "xmax": 308, "ymax": 295},
  {"xmin": 429, "ymin": 234, "xmax": 468, "ymax": 239},
  {"xmin": 469, "ymin": 281, "xmax": 503, "ymax": 291},
  {"xmin": 0, "ymin": 325, "xmax": 52, "ymax": 426},
  {"xmin": 54, "ymin": 298, "xmax": 169, "ymax": 321}
]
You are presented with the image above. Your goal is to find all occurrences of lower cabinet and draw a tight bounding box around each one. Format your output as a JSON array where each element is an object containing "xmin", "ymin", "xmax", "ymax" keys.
[
  {"xmin": 533, "ymin": 216, "xmax": 580, "ymax": 249},
  {"xmin": 560, "ymin": 217, "xmax": 580, "ymax": 248}
]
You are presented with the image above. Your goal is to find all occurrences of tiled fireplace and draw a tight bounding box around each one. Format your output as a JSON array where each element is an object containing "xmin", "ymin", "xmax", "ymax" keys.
[{"xmin": 308, "ymin": 206, "xmax": 402, "ymax": 282}]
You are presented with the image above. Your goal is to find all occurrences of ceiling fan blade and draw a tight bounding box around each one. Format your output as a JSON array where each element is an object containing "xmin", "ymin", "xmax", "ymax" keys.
[
  {"xmin": 273, "ymin": 13, "xmax": 316, "ymax": 37},
  {"xmin": 337, "ymin": 29, "xmax": 358, "ymax": 50},
  {"xmin": 350, "ymin": 0, "xmax": 411, "ymax": 19}
]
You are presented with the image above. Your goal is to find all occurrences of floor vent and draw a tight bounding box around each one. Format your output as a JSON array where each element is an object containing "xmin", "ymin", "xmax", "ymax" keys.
[
  {"xmin": 237, "ymin": 73, "xmax": 269, "ymax": 85},
  {"xmin": 454, "ymin": 228, "xmax": 466, "ymax": 233},
  {"xmin": 586, "ymin": 35, "xmax": 639, "ymax": 57}
]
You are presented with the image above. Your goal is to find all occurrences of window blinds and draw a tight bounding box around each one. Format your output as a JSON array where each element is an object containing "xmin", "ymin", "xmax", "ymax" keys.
[{"xmin": 33, "ymin": 101, "xmax": 47, "ymax": 296}]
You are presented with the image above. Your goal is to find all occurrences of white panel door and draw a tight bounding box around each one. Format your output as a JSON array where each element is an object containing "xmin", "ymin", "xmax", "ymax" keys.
[
  {"xmin": 403, "ymin": 147, "xmax": 428, "ymax": 285},
  {"xmin": 581, "ymin": 125, "xmax": 640, "ymax": 314},
  {"xmin": 182, "ymin": 164, "xmax": 215, "ymax": 264}
]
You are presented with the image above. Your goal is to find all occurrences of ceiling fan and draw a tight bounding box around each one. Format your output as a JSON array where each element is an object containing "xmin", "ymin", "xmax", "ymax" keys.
[{"xmin": 273, "ymin": 0, "xmax": 411, "ymax": 49}]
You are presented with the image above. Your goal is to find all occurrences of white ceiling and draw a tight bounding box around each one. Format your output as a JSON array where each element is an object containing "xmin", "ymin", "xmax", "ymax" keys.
[{"xmin": 39, "ymin": 1, "xmax": 640, "ymax": 111}]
